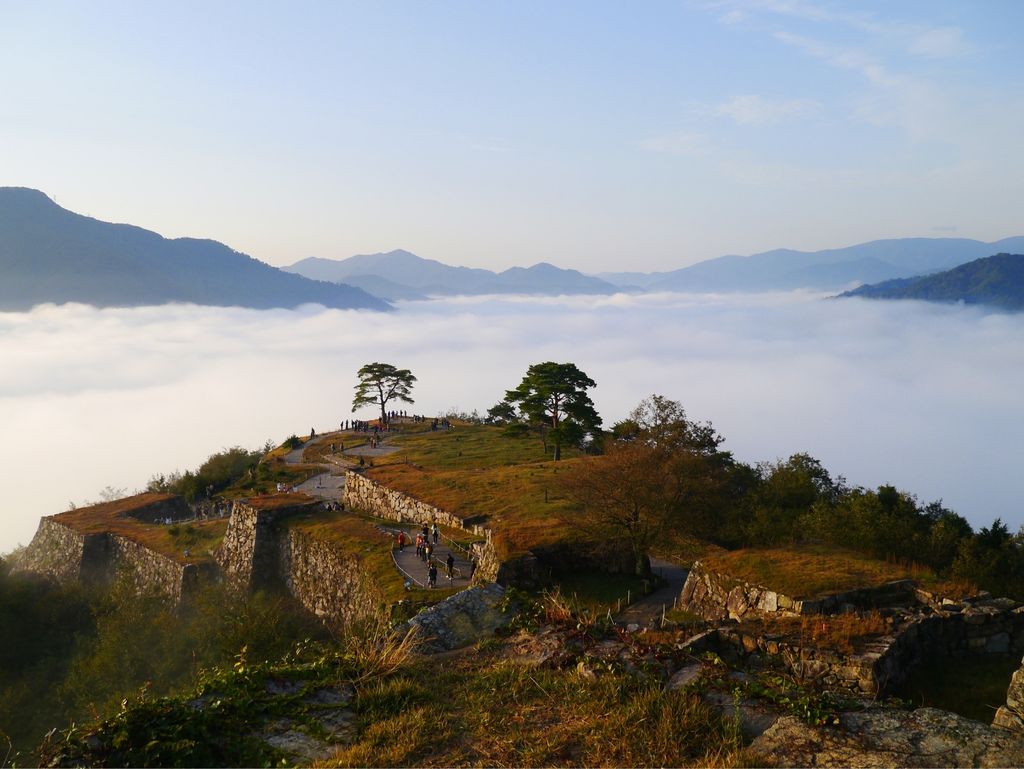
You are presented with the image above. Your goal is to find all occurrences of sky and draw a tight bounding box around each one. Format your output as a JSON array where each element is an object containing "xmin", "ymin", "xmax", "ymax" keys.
[
  {"xmin": 2, "ymin": 293, "xmax": 1022, "ymax": 555},
  {"xmin": 2, "ymin": 1, "xmax": 1023, "ymax": 272}
]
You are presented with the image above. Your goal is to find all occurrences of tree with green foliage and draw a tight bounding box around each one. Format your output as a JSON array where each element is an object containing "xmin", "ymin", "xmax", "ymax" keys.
[
  {"xmin": 503, "ymin": 361, "xmax": 601, "ymax": 460},
  {"xmin": 561, "ymin": 395, "xmax": 734, "ymax": 574},
  {"xmin": 352, "ymin": 362, "xmax": 416, "ymax": 424}
]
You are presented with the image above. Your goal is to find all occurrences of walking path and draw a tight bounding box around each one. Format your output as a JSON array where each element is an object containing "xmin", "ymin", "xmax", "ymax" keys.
[
  {"xmin": 615, "ymin": 557, "xmax": 689, "ymax": 627},
  {"xmin": 282, "ymin": 423, "xmax": 473, "ymax": 590},
  {"xmin": 284, "ymin": 423, "xmax": 683, "ymax": 607}
]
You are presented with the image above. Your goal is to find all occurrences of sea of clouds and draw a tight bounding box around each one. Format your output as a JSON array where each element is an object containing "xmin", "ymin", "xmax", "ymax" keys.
[{"xmin": 2, "ymin": 291, "xmax": 1022, "ymax": 554}]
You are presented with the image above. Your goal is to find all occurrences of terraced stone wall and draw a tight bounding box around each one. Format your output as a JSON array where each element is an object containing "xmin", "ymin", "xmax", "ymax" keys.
[
  {"xmin": 15, "ymin": 516, "xmax": 208, "ymax": 603},
  {"xmin": 343, "ymin": 471, "xmax": 501, "ymax": 582},
  {"xmin": 217, "ymin": 497, "xmax": 383, "ymax": 628},
  {"xmin": 279, "ymin": 528, "xmax": 380, "ymax": 628},
  {"xmin": 679, "ymin": 560, "xmax": 915, "ymax": 621}
]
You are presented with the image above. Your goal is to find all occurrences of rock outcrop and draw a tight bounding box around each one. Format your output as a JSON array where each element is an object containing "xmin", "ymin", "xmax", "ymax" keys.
[
  {"xmin": 404, "ymin": 583, "xmax": 511, "ymax": 652},
  {"xmin": 748, "ymin": 707, "xmax": 1024, "ymax": 767}
]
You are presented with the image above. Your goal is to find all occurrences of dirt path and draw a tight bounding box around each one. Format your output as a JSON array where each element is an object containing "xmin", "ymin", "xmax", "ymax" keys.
[{"xmin": 615, "ymin": 557, "xmax": 689, "ymax": 628}]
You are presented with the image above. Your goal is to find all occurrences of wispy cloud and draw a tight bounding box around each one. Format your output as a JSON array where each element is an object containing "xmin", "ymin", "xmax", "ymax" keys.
[
  {"xmin": 637, "ymin": 131, "xmax": 709, "ymax": 157},
  {"xmin": 711, "ymin": 94, "xmax": 822, "ymax": 125}
]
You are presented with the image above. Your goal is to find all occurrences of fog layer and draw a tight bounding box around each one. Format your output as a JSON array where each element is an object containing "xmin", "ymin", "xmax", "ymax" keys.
[{"xmin": 2, "ymin": 293, "xmax": 1021, "ymax": 553}]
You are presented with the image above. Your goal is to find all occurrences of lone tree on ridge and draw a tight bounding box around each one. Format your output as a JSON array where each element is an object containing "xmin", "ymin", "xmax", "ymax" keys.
[
  {"xmin": 503, "ymin": 361, "xmax": 601, "ymax": 460},
  {"xmin": 352, "ymin": 362, "xmax": 416, "ymax": 423}
]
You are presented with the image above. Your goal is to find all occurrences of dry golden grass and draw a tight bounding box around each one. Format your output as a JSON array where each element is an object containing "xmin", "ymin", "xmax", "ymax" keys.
[
  {"xmin": 753, "ymin": 610, "xmax": 892, "ymax": 654},
  {"xmin": 323, "ymin": 646, "xmax": 751, "ymax": 768},
  {"xmin": 51, "ymin": 494, "xmax": 228, "ymax": 564},
  {"xmin": 705, "ymin": 545, "xmax": 971, "ymax": 599}
]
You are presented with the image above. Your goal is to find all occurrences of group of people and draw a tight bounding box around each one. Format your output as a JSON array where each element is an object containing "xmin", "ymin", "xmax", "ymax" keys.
[{"xmin": 395, "ymin": 522, "xmax": 476, "ymax": 588}]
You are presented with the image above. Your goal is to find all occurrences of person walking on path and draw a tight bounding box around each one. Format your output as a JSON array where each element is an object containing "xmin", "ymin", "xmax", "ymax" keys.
[
  {"xmin": 469, "ymin": 558, "xmax": 477, "ymax": 580},
  {"xmin": 397, "ymin": 530, "xmax": 407, "ymax": 551},
  {"xmin": 431, "ymin": 523, "xmax": 439, "ymax": 545},
  {"xmin": 445, "ymin": 553, "xmax": 455, "ymax": 582},
  {"xmin": 428, "ymin": 562, "xmax": 438, "ymax": 588}
]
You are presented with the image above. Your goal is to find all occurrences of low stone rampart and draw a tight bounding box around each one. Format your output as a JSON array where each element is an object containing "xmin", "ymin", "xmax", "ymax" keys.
[{"xmin": 680, "ymin": 560, "xmax": 915, "ymax": 621}]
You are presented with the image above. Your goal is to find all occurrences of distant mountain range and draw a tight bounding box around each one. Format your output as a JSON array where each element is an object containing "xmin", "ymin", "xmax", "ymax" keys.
[
  {"xmin": 596, "ymin": 237, "xmax": 1024, "ymax": 293},
  {"xmin": 0, "ymin": 188, "xmax": 389, "ymax": 311},
  {"xmin": 5, "ymin": 186, "xmax": 1022, "ymax": 310},
  {"xmin": 838, "ymin": 253, "xmax": 1024, "ymax": 311},
  {"xmin": 284, "ymin": 251, "xmax": 619, "ymax": 299},
  {"xmin": 288, "ymin": 237, "xmax": 1024, "ymax": 300}
]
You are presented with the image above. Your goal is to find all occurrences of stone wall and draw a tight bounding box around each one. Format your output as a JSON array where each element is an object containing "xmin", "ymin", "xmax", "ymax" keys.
[
  {"xmin": 217, "ymin": 495, "xmax": 385, "ymax": 629},
  {"xmin": 216, "ymin": 498, "xmax": 319, "ymax": 590},
  {"xmin": 343, "ymin": 471, "xmax": 501, "ymax": 583},
  {"xmin": 700, "ymin": 599, "xmax": 1024, "ymax": 698},
  {"xmin": 15, "ymin": 517, "xmax": 96, "ymax": 585},
  {"xmin": 14, "ymin": 517, "xmax": 206, "ymax": 602},
  {"xmin": 279, "ymin": 528, "xmax": 381, "ymax": 628},
  {"xmin": 107, "ymin": 534, "xmax": 211, "ymax": 605},
  {"xmin": 680, "ymin": 560, "xmax": 915, "ymax": 621}
]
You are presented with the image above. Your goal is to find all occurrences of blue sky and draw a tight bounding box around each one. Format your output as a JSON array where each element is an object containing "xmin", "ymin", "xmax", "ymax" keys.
[{"xmin": 2, "ymin": 1, "xmax": 1022, "ymax": 271}]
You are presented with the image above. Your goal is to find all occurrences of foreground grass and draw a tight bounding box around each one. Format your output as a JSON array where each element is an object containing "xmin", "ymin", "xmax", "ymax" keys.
[
  {"xmin": 705, "ymin": 545, "xmax": 973, "ymax": 599},
  {"xmin": 326, "ymin": 648, "xmax": 746, "ymax": 768}
]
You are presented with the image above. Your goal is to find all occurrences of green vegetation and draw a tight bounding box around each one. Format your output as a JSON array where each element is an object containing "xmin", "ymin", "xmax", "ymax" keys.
[
  {"xmin": 550, "ymin": 570, "xmax": 650, "ymax": 614},
  {"xmin": 147, "ymin": 446, "xmax": 266, "ymax": 502},
  {"xmin": 352, "ymin": 362, "xmax": 416, "ymax": 423},
  {"xmin": 502, "ymin": 361, "xmax": 602, "ymax": 460},
  {"xmin": 0, "ymin": 563, "xmax": 327, "ymax": 762},
  {"xmin": 842, "ymin": 252, "xmax": 1024, "ymax": 311}
]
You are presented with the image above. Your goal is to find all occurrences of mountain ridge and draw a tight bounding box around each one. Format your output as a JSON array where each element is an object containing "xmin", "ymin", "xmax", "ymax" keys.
[
  {"xmin": 0, "ymin": 187, "xmax": 389, "ymax": 312},
  {"xmin": 838, "ymin": 253, "xmax": 1024, "ymax": 310},
  {"xmin": 285, "ymin": 250, "xmax": 620, "ymax": 298},
  {"xmin": 289, "ymin": 236, "xmax": 1024, "ymax": 299}
]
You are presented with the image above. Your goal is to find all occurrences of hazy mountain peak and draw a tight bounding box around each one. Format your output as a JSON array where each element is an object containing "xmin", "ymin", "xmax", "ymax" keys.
[{"xmin": 0, "ymin": 187, "xmax": 389, "ymax": 312}]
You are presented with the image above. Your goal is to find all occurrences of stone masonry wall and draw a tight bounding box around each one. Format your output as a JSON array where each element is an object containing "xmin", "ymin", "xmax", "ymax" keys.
[
  {"xmin": 279, "ymin": 528, "xmax": 381, "ymax": 628},
  {"xmin": 15, "ymin": 517, "xmax": 93, "ymax": 585},
  {"xmin": 14, "ymin": 517, "xmax": 206, "ymax": 603},
  {"xmin": 343, "ymin": 471, "xmax": 501, "ymax": 582},
  {"xmin": 217, "ymin": 496, "xmax": 385, "ymax": 629},
  {"xmin": 107, "ymin": 534, "xmax": 207, "ymax": 605},
  {"xmin": 680, "ymin": 560, "xmax": 915, "ymax": 621},
  {"xmin": 216, "ymin": 499, "xmax": 317, "ymax": 591}
]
